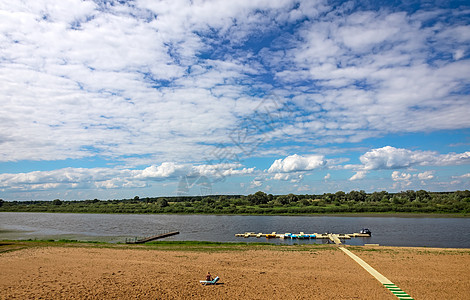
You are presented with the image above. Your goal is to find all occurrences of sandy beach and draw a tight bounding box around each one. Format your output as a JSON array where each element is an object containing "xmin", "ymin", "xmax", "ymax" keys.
[{"xmin": 1, "ymin": 243, "xmax": 469, "ymax": 299}]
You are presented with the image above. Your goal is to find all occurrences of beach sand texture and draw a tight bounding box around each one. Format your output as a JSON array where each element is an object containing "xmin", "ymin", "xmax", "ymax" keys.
[{"xmin": 1, "ymin": 245, "xmax": 469, "ymax": 299}]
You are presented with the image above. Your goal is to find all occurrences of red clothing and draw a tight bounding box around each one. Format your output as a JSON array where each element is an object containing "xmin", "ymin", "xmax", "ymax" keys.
[{"xmin": 206, "ymin": 274, "xmax": 212, "ymax": 281}]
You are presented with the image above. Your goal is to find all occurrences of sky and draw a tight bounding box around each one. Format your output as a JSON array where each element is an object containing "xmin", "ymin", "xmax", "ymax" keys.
[{"xmin": 1, "ymin": 0, "xmax": 469, "ymax": 201}]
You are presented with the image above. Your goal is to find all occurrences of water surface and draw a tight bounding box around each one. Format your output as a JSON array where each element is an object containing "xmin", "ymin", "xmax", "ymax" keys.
[{"xmin": 1, "ymin": 212, "xmax": 469, "ymax": 248}]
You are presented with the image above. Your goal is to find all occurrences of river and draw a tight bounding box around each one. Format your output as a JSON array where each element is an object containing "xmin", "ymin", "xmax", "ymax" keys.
[{"xmin": 1, "ymin": 212, "xmax": 469, "ymax": 248}]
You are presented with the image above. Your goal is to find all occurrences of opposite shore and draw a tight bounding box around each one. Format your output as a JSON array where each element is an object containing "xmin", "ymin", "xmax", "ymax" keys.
[{"xmin": 2, "ymin": 190, "xmax": 469, "ymax": 215}]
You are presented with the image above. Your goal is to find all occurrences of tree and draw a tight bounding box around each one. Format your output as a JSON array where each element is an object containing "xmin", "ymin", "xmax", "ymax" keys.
[
  {"xmin": 248, "ymin": 191, "xmax": 269, "ymax": 205},
  {"xmin": 392, "ymin": 196, "xmax": 405, "ymax": 205},
  {"xmin": 276, "ymin": 195, "xmax": 290, "ymax": 205},
  {"xmin": 334, "ymin": 191, "xmax": 346, "ymax": 202},
  {"xmin": 406, "ymin": 190, "xmax": 416, "ymax": 202},
  {"xmin": 156, "ymin": 198, "xmax": 169, "ymax": 208},
  {"xmin": 416, "ymin": 190, "xmax": 430, "ymax": 202},
  {"xmin": 287, "ymin": 193, "xmax": 299, "ymax": 203},
  {"xmin": 52, "ymin": 199, "xmax": 62, "ymax": 206},
  {"xmin": 347, "ymin": 190, "xmax": 366, "ymax": 202},
  {"xmin": 0, "ymin": 199, "xmax": 4, "ymax": 207},
  {"xmin": 322, "ymin": 193, "xmax": 333, "ymax": 204}
]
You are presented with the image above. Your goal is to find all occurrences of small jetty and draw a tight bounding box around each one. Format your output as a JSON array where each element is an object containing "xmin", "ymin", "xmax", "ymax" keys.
[
  {"xmin": 125, "ymin": 231, "xmax": 179, "ymax": 244},
  {"xmin": 235, "ymin": 229, "xmax": 371, "ymax": 245}
]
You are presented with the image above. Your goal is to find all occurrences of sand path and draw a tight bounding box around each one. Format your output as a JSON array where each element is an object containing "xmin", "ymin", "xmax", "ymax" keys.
[{"xmin": 1, "ymin": 245, "xmax": 468, "ymax": 299}]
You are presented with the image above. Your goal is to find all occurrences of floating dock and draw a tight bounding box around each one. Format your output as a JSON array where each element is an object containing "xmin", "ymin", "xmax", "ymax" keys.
[
  {"xmin": 235, "ymin": 231, "xmax": 371, "ymax": 244},
  {"xmin": 125, "ymin": 231, "xmax": 179, "ymax": 244}
]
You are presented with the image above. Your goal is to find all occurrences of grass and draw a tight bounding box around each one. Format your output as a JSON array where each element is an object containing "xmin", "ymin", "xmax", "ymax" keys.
[{"xmin": 0, "ymin": 239, "xmax": 335, "ymax": 253}]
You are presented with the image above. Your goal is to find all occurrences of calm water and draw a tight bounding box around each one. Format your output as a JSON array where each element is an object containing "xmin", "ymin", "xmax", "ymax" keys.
[{"xmin": 1, "ymin": 212, "xmax": 469, "ymax": 248}]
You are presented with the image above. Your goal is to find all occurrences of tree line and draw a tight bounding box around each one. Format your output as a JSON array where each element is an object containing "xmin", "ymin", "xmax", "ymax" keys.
[{"xmin": 0, "ymin": 190, "xmax": 469, "ymax": 215}]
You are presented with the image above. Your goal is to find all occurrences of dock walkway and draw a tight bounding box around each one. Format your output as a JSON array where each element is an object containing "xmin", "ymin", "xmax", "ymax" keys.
[
  {"xmin": 125, "ymin": 231, "xmax": 179, "ymax": 244},
  {"xmin": 235, "ymin": 231, "xmax": 370, "ymax": 243}
]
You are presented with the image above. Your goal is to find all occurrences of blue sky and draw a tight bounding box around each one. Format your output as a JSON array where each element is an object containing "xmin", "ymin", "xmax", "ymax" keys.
[{"xmin": 1, "ymin": 0, "xmax": 469, "ymax": 201}]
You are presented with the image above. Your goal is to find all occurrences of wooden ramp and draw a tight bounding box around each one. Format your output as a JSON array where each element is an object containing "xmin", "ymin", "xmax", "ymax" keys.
[
  {"xmin": 125, "ymin": 231, "xmax": 179, "ymax": 244},
  {"xmin": 328, "ymin": 234, "xmax": 342, "ymax": 245}
]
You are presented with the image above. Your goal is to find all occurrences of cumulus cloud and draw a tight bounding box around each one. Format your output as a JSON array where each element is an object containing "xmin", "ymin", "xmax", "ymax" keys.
[
  {"xmin": 1, "ymin": 1, "xmax": 470, "ymax": 198},
  {"xmin": 193, "ymin": 163, "xmax": 255, "ymax": 178},
  {"xmin": 273, "ymin": 173, "xmax": 304, "ymax": 183},
  {"xmin": 268, "ymin": 154, "xmax": 325, "ymax": 173},
  {"xmin": 273, "ymin": 173, "xmax": 291, "ymax": 181},
  {"xmin": 0, "ymin": 167, "xmax": 126, "ymax": 191},
  {"xmin": 346, "ymin": 146, "xmax": 469, "ymax": 181},
  {"xmin": 249, "ymin": 178, "xmax": 264, "ymax": 188},
  {"xmin": 391, "ymin": 171, "xmax": 412, "ymax": 181},
  {"xmin": 389, "ymin": 170, "xmax": 435, "ymax": 189},
  {"xmin": 359, "ymin": 146, "xmax": 470, "ymax": 170},
  {"xmin": 452, "ymin": 173, "xmax": 470, "ymax": 179},
  {"xmin": 349, "ymin": 171, "xmax": 367, "ymax": 181},
  {"xmin": 133, "ymin": 163, "xmax": 189, "ymax": 180},
  {"xmin": 453, "ymin": 49, "xmax": 465, "ymax": 60},
  {"xmin": 416, "ymin": 171, "xmax": 434, "ymax": 180},
  {"xmin": 0, "ymin": 162, "xmax": 254, "ymax": 192},
  {"xmin": 272, "ymin": 6, "xmax": 470, "ymax": 143},
  {"xmin": 0, "ymin": 0, "xmax": 298, "ymax": 163},
  {"xmin": 1, "ymin": 1, "xmax": 469, "ymax": 166}
]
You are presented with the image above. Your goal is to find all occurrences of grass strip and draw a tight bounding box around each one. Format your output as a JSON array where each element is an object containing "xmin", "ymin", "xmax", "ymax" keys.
[{"xmin": 0, "ymin": 239, "xmax": 335, "ymax": 253}]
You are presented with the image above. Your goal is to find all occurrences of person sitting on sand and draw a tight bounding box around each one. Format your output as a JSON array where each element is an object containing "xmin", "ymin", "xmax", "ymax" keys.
[{"xmin": 206, "ymin": 272, "xmax": 213, "ymax": 281}]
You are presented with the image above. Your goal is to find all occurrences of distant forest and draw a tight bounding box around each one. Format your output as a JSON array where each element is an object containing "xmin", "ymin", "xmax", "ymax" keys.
[{"xmin": 1, "ymin": 190, "xmax": 469, "ymax": 215}]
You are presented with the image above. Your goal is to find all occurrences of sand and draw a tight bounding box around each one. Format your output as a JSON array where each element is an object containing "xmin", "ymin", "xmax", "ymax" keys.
[{"xmin": 1, "ymin": 244, "xmax": 469, "ymax": 299}]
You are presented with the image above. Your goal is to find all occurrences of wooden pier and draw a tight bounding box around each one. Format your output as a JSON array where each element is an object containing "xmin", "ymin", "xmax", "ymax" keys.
[
  {"xmin": 235, "ymin": 231, "xmax": 371, "ymax": 244},
  {"xmin": 125, "ymin": 231, "xmax": 179, "ymax": 244}
]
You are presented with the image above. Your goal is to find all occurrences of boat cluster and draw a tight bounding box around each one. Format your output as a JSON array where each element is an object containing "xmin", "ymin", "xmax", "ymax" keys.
[
  {"xmin": 281, "ymin": 233, "xmax": 316, "ymax": 239},
  {"xmin": 235, "ymin": 229, "xmax": 371, "ymax": 240},
  {"xmin": 237, "ymin": 231, "xmax": 318, "ymax": 239}
]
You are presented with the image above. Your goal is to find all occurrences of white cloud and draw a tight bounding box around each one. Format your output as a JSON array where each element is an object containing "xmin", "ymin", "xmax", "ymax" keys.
[
  {"xmin": 0, "ymin": 162, "xmax": 254, "ymax": 192},
  {"xmin": 389, "ymin": 170, "xmax": 435, "ymax": 189},
  {"xmin": 193, "ymin": 163, "xmax": 255, "ymax": 178},
  {"xmin": 391, "ymin": 171, "xmax": 412, "ymax": 181},
  {"xmin": 271, "ymin": 6, "xmax": 470, "ymax": 143},
  {"xmin": 360, "ymin": 146, "xmax": 418, "ymax": 170},
  {"xmin": 250, "ymin": 179, "xmax": 263, "ymax": 188},
  {"xmin": 268, "ymin": 154, "xmax": 325, "ymax": 173},
  {"xmin": 1, "ymin": 1, "xmax": 470, "ymax": 198},
  {"xmin": 1, "ymin": 1, "xmax": 468, "ymax": 166},
  {"xmin": 273, "ymin": 173, "xmax": 291, "ymax": 181},
  {"xmin": 133, "ymin": 163, "xmax": 189, "ymax": 180},
  {"xmin": 359, "ymin": 146, "xmax": 470, "ymax": 170},
  {"xmin": 324, "ymin": 173, "xmax": 331, "ymax": 180},
  {"xmin": 0, "ymin": 167, "xmax": 126, "ymax": 191},
  {"xmin": 349, "ymin": 171, "xmax": 366, "ymax": 181},
  {"xmin": 346, "ymin": 147, "xmax": 468, "ymax": 181},
  {"xmin": 454, "ymin": 49, "xmax": 465, "ymax": 60},
  {"xmin": 453, "ymin": 173, "xmax": 470, "ymax": 179},
  {"xmin": 272, "ymin": 173, "xmax": 304, "ymax": 183},
  {"xmin": 416, "ymin": 171, "xmax": 434, "ymax": 180},
  {"xmin": 1, "ymin": 0, "xmax": 300, "ymax": 163}
]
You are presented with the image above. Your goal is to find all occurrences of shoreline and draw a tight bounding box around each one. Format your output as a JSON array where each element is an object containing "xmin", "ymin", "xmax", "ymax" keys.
[
  {"xmin": 2, "ymin": 239, "xmax": 470, "ymax": 253},
  {"xmin": 1, "ymin": 210, "xmax": 469, "ymax": 217}
]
